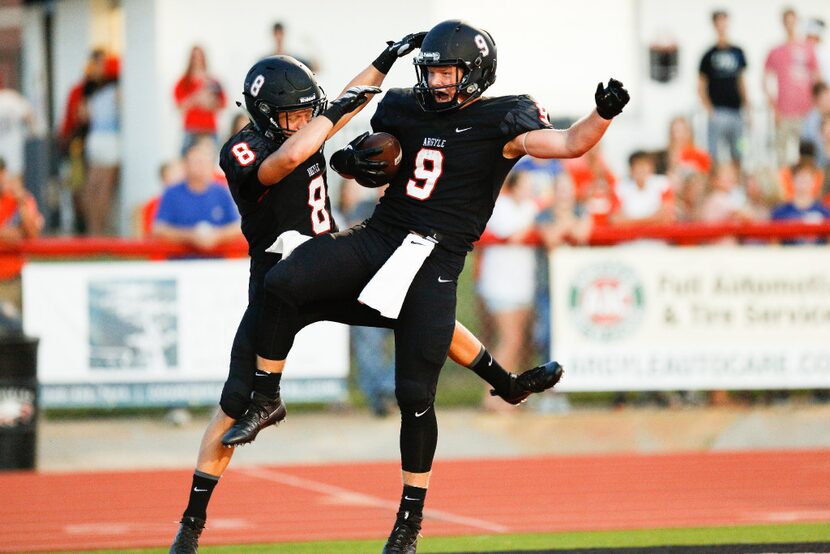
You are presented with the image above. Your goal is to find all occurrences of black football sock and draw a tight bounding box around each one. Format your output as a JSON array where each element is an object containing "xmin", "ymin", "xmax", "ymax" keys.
[
  {"xmin": 469, "ymin": 347, "xmax": 513, "ymax": 397},
  {"xmin": 182, "ymin": 470, "xmax": 219, "ymax": 521},
  {"xmin": 253, "ymin": 369, "xmax": 282, "ymax": 400},
  {"xmin": 399, "ymin": 484, "xmax": 427, "ymax": 518}
]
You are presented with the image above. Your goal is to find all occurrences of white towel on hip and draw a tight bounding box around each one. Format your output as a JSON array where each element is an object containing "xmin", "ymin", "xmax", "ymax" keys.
[
  {"xmin": 265, "ymin": 230, "xmax": 313, "ymax": 258},
  {"xmin": 358, "ymin": 233, "xmax": 437, "ymax": 319}
]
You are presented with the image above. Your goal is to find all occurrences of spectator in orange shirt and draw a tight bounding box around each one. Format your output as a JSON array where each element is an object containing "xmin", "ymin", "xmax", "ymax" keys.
[
  {"xmin": 665, "ymin": 116, "xmax": 712, "ymax": 176},
  {"xmin": 563, "ymin": 143, "xmax": 616, "ymax": 204},
  {"xmin": 174, "ymin": 46, "xmax": 226, "ymax": 155},
  {"xmin": 779, "ymin": 141, "xmax": 825, "ymax": 200},
  {"xmin": 138, "ymin": 158, "xmax": 185, "ymax": 237},
  {"xmin": 0, "ymin": 157, "xmax": 43, "ymax": 241},
  {"xmin": 0, "ymin": 157, "xmax": 44, "ymax": 294}
]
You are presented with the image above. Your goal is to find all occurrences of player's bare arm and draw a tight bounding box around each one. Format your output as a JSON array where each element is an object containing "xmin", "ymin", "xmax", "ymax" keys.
[{"xmin": 504, "ymin": 79, "xmax": 630, "ymax": 159}]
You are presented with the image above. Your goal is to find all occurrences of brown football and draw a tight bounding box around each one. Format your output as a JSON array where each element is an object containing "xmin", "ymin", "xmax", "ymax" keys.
[{"xmin": 356, "ymin": 132, "xmax": 402, "ymax": 188}]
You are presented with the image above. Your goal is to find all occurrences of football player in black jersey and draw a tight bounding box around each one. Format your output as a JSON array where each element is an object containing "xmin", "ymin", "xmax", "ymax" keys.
[
  {"xmin": 249, "ymin": 20, "xmax": 629, "ymax": 554},
  {"xmin": 170, "ymin": 35, "xmax": 563, "ymax": 553}
]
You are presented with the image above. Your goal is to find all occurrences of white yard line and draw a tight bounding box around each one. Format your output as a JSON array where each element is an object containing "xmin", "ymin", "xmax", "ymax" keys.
[{"xmin": 237, "ymin": 466, "xmax": 510, "ymax": 533}]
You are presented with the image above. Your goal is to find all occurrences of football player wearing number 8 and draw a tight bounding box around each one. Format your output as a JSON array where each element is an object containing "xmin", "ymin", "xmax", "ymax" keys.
[
  {"xmin": 170, "ymin": 33, "xmax": 564, "ymax": 553},
  {"xmin": 249, "ymin": 20, "xmax": 629, "ymax": 553}
]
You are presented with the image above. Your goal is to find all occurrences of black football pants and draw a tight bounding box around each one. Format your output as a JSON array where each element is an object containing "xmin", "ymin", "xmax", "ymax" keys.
[
  {"xmin": 221, "ymin": 254, "xmax": 394, "ymax": 419},
  {"xmin": 258, "ymin": 222, "xmax": 466, "ymax": 473}
]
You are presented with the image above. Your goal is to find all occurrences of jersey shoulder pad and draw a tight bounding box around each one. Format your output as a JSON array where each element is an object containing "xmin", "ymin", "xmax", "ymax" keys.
[
  {"xmin": 496, "ymin": 94, "xmax": 553, "ymax": 139},
  {"xmin": 219, "ymin": 127, "xmax": 274, "ymax": 184},
  {"xmin": 371, "ymin": 88, "xmax": 417, "ymax": 133}
]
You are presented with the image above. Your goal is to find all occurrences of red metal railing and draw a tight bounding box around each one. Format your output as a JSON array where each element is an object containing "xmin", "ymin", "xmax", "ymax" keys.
[
  {"xmin": 0, "ymin": 221, "xmax": 827, "ymax": 265},
  {"xmin": 477, "ymin": 221, "xmax": 830, "ymax": 247}
]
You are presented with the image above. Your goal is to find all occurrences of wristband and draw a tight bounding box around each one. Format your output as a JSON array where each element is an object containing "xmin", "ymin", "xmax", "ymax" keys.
[
  {"xmin": 372, "ymin": 48, "xmax": 397, "ymax": 75},
  {"xmin": 322, "ymin": 103, "xmax": 347, "ymax": 126}
]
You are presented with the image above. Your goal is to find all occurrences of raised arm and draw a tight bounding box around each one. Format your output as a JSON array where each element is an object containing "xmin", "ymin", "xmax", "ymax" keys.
[
  {"xmin": 257, "ymin": 32, "xmax": 426, "ymax": 186},
  {"xmin": 327, "ymin": 32, "xmax": 426, "ymax": 138},
  {"xmin": 257, "ymin": 86, "xmax": 380, "ymax": 185},
  {"xmin": 503, "ymin": 79, "xmax": 629, "ymax": 160}
]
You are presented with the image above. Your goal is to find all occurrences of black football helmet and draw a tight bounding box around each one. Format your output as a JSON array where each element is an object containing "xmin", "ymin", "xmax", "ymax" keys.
[
  {"xmin": 242, "ymin": 55, "xmax": 327, "ymax": 142},
  {"xmin": 413, "ymin": 20, "xmax": 497, "ymax": 112}
]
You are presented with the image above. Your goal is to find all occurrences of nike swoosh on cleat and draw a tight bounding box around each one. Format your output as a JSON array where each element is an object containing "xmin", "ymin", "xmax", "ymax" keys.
[
  {"xmin": 414, "ymin": 406, "xmax": 431, "ymax": 417},
  {"xmin": 455, "ymin": 127, "xmax": 472, "ymax": 133}
]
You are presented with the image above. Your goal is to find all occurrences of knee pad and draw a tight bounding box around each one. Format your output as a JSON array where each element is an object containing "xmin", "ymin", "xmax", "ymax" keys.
[
  {"xmin": 395, "ymin": 377, "xmax": 434, "ymax": 413},
  {"xmin": 220, "ymin": 377, "xmax": 251, "ymax": 419}
]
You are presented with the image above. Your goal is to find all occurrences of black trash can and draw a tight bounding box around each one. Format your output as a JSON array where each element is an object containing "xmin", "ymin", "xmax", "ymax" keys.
[{"xmin": 0, "ymin": 335, "xmax": 39, "ymax": 470}]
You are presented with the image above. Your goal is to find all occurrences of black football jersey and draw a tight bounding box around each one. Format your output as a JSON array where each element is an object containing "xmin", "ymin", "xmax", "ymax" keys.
[
  {"xmin": 219, "ymin": 124, "xmax": 337, "ymax": 260},
  {"xmin": 369, "ymin": 88, "xmax": 552, "ymax": 253}
]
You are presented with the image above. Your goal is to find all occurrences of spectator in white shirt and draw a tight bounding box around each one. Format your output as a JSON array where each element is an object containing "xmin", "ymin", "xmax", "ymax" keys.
[
  {"xmin": 611, "ymin": 151, "xmax": 675, "ymax": 226},
  {"xmin": 0, "ymin": 76, "xmax": 34, "ymax": 188},
  {"xmin": 477, "ymin": 170, "xmax": 539, "ymax": 409}
]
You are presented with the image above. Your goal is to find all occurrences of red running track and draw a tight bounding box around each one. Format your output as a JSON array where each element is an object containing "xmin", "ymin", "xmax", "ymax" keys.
[{"xmin": 2, "ymin": 450, "xmax": 830, "ymax": 553}]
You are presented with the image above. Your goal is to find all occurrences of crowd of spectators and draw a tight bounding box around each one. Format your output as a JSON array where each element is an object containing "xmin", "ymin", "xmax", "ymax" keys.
[
  {"xmin": 471, "ymin": 7, "xmax": 830, "ymax": 408},
  {"xmin": 3, "ymin": 10, "xmax": 830, "ymax": 408}
]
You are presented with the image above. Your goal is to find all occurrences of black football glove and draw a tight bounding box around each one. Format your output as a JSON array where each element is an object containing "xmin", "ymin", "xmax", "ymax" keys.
[
  {"xmin": 594, "ymin": 78, "xmax": 630, "ymax": 120},
  {"xmin": 372, "ymin": 31, "xmax": 428, "ymax": 74},
  {"xmin": 321, "ymin": 86, "xmax": 382, "ymax": 126},
  {"xmin": 330, "ymin": 132, "xmax": 388, "ymax": 181}
]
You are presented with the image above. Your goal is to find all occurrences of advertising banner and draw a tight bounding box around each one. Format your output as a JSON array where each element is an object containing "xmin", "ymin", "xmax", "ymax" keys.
[
  {"xmin": 552, "ymin": 246, "xmax": 830, "ymax": 391},
  {"xmin": 22, "ymin": 260, "xmax": 349, "ymax": 406}
]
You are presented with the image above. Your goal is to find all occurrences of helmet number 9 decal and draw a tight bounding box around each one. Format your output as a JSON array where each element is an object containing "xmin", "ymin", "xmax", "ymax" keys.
[
  {"xmin": 474, "ymin": 34, "xmax": 489, "ymax": 57},
  {"xmin": 406, "ymin": 148, "xmax": 444, "ymax": 201},
  {"xmin": 250, "ymin": 74, "xmax": 265, "ymax": 97},
  {"xmin": 308, "ymin": 175, "xmax": 332, "ymax": 234},
  {"xmin": 231, "ymin": 142, "xmax": 256, "ymax": 166}
]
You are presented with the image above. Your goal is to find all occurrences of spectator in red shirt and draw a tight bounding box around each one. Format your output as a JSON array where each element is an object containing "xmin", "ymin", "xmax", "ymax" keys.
[
  {"xmin": 764, "ymin": 8, "xmax": 820, "ymax": 166},
  {"xmin": 174, "ymin": 46, "xmax": 226, "ymax": 155},
  {"xmin": 59, "ymin": 49, "xmax": 105, "ymax": 234}
]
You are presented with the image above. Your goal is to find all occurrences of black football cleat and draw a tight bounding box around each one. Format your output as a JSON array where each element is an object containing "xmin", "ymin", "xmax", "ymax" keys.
[
  {"xmin": 169, "ymin": 516, "xmax": 205, "ymax": 554},
  {"xmin": 221, "ymin": 391, "xmax": 287, "ymax": 446},
  {"xmin": 382, "ymin": 510, "xmax": 422, "ymax": 554},
  {"xmin": 491, "ymin": 361, "xmax": 564, "ymax": 405}
]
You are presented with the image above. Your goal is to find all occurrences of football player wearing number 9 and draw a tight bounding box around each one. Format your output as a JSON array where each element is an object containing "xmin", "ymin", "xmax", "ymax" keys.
[
  {"xmin": 252, "ymin": 20, "xmax": 630, "ymax": 553},
  {"xmin": 169, "ymin": 34, "xmax": 563, "ymax": 553}
]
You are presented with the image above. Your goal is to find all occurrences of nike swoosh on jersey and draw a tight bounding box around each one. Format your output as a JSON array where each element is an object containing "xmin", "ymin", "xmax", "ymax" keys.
[{"xmin": 455, "ymin": 127, "xmax": 473, "ymax": 133}]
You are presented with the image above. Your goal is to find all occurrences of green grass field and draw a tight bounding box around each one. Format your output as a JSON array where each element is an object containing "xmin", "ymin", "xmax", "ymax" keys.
[{"xmin": 56, "ymin": 522, "xmax": 830, "ymax": 553}]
